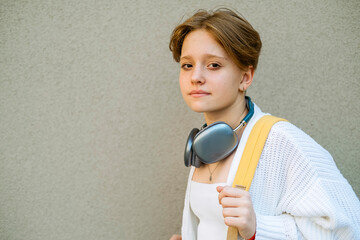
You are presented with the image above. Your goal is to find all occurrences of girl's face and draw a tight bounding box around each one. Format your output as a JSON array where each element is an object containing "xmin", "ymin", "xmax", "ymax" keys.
[{"xmin": 179, "ymin": 29, "xmax": 245, "ymax": 116}]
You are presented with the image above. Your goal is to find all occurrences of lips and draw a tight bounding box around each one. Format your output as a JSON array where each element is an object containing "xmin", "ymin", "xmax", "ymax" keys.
[{"xmin": 189, "ymin": 90, "xmax": 210, "ymax": 97}]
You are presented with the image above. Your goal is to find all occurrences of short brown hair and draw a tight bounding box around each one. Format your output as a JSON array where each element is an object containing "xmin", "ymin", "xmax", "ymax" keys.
[{"xmin": 169, "ymin": 8, "xmax": 262, "ymax": 71}]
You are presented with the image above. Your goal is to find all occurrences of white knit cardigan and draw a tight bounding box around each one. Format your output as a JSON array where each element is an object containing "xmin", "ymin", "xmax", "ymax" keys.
[{"xmin": 181, "ymin": 104, "xmax": 360, "ymax": 240}]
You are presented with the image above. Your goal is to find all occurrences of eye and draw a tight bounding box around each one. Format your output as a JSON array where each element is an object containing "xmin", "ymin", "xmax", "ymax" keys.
[
  {"xmin": 181, "ymin": 63, "xmax": 193, "ymax": 70},
  {"xmin": 208, "ymin": 63, "xmax": 221, "ymax": 69}
]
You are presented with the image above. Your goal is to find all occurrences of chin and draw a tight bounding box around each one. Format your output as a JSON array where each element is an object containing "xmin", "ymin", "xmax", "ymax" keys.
[
  {"xmin": 190, "ymin": 105, "xmax": 217, "ymax": 113},
  {"xmin": 186, "ymin": 103, "xmax": 207, "ymax": 113},
  {"xmin": 188, "ymin": 106, "xmax": 205, "ymax": 113},
  {"xmin": 185, "ymin": 100, "xmax": 221, "ymax": 113}
]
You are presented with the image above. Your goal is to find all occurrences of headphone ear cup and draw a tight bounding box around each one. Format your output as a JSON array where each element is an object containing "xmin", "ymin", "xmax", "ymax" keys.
[
  {"xmin": 184, "ymin": 128, "xmax": 199, "ymax": 167},
  {"xmin": 193, "ymin": 155, "xmax": 202, "ymax": 168},
  {"xmin": 184, "ymin": 150, "xmax": 192, "ymax": 167}
]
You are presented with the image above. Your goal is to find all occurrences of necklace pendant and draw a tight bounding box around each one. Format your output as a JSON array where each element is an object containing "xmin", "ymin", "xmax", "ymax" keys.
[{"xmin": 209, "ymin": 175, "xmax": 212, "ymax": 181}]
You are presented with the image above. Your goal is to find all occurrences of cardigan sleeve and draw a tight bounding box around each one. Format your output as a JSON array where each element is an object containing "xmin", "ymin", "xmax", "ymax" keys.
[
  {"xmin": 253, "ymin": 122, "xmax": 360, "ymax": 240},
  {"xmin": 255, "ymin": 179, "xmax": 360, "ymax": 239}
]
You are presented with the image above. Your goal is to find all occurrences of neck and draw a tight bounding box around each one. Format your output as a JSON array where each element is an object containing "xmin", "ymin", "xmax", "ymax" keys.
[{"xmin": 203, "ymin": 96, "xmax": 248, "ymax": 129}]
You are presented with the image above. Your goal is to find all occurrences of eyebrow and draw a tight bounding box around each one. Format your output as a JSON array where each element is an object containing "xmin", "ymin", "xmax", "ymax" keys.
[{"xmin": 180, "ymin": 54, "xmax": 228, "ymax": 61}]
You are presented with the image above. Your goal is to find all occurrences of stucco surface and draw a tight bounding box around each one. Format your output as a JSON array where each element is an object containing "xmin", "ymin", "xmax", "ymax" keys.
[{"xmin": 0, "ymin": 0, "xmax": 359, "ymax": 239}]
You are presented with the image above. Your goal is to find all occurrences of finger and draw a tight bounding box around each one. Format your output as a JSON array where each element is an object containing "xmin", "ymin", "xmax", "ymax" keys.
[
  {"xmin": 220, "ymin": 197, "xmax": 243, "ymax": 207},
  {"xmin": 222, "ymin": 207, "xmax": 242, "ymax": 217},
  {"xmin": 223, "ymin": 205, "xmax": 253, "ymax": 219},
  {"xmin": 223, "ymin": 216, "xmax": 247, "ymax": 228},
  {"xmin": 218, "ymin": 186, "xmax": 248, "ymax": 203},
  {"xmin": 221, "ymin": 195, "xmax": 253, "ymax": 207},
  {"xmin": 223, "ymin": 216, "xmax": 239, "ymax": 227},
  {"xmin": 220, "ymin": 186, "xmax": 247, "ymax": 198}
]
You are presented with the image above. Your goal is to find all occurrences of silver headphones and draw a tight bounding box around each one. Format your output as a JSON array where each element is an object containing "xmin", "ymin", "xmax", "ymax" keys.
[{"xmin": 184, "ymin": 96, "xmax": 254, "ymax": 168}]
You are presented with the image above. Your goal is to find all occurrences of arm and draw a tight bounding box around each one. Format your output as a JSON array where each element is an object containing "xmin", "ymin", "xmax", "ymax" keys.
[
  {"xmin": 218, "ymin": 177, "xmax": 360, "ymax": 239},
  {"xmin": 255, "ymin": 178, "xmax": 360, "ymax": 239},
  {"xmin": 218, "ymin": 122, "xmax": 360, "ymax": 239}
]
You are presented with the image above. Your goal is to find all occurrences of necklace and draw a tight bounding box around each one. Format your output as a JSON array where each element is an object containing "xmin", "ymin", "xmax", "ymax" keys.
[{"xmin": 207, "ymin": 162, "xmax": 220, "ymax": 182}]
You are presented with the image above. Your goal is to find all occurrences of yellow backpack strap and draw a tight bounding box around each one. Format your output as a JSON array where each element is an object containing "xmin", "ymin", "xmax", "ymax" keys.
[{"xmin": 227, "ymin": 115, "xmax": 287, "ymax": 240}]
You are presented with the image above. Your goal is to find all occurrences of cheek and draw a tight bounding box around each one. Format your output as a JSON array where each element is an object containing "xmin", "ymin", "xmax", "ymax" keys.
[
  {"xmin": 216, "ymin": 78, "xmax": 236, "ymax": 93},
  {"xmin": 222, "ymin": 75, "xmax": 241, "ymax": 92},
  {"xmin": 215, "ymin": 78, "xmax": 240, "ymax": 100}
]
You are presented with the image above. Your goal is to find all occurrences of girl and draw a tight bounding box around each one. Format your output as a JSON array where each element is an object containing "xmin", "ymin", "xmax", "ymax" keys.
[{"xmin": 169, "ymin": 9, "xmax": 360, "ymax": 240}]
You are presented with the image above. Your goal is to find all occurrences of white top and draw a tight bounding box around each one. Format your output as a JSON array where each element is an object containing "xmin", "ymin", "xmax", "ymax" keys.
[
  {"xmin": 190, "ymin": 181, "xmax": 227, "ymax": 239},
  {"xmin": 181, "ymin": 104, "xmax": 360, "ymax": 240}
]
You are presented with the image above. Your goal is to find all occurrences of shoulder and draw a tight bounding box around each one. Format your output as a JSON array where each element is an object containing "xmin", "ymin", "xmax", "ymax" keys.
[
  {"xmin": 267, "ymin": 120, "xmax": 331, "ymax": 159},
  {"xmin": 263, "ymin": 120, "xmax": 343, "ymax": 180},
  {"xmin": 251, "ymin": 106, "xmax": 342, "ymax": 181}
]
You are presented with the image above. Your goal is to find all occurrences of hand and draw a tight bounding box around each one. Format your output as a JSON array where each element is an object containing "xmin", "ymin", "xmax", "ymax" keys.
[
  {"xmin": 217, "ymin": 186, "xmax": 256, "ymax": 239},
  {"xmin": 170, "ymin": 234, "xmax": 182, "ymax": 240}
]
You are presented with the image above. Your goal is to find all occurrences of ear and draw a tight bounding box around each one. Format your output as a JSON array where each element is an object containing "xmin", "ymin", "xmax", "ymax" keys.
[{"xmin": 239, "ymin": 66, "xmax": 254, "ymax": 92}]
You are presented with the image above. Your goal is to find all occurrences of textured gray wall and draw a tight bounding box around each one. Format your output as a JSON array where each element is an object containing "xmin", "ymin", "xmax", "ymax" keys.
[{"xmin": 0, "ymin": 0, "xmax": 359, "ymax": 239}]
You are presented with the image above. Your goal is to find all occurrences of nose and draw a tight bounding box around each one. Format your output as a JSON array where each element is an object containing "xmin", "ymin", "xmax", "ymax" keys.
[{"xmin": 191, "ymin": 66, "xmax": 205, "ymax": 84}]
